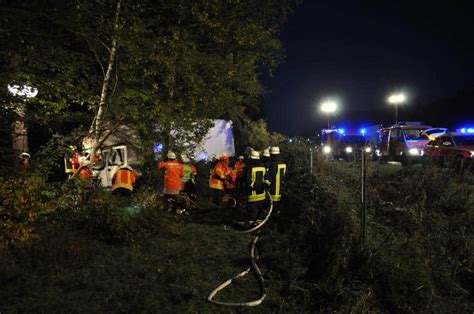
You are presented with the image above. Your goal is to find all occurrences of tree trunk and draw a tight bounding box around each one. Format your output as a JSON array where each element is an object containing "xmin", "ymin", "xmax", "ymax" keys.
[
  {"xmin": 89, "ymin": 0, "xmax": 122, "ymax": 141},
  {"xmin": 87, "ymin": 0, "xmax": 121, "ymax": 168}
]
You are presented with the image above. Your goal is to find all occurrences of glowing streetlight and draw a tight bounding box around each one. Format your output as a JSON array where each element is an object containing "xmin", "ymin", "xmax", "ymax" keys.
[
  {"xmin": 320, "ymin": 101, "xmax": 338, "ymax": 129},
  {"xmin": 387, "ymin": 93, "xmax": 406, "ymax": 124}
]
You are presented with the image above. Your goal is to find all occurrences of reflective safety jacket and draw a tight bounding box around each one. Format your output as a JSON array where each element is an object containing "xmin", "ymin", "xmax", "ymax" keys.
[
  {"xmin": 64, "ymin": 152, "xmax": 80, "ymax": 174},
  {"xmin": 244, "ymin": 160, "xmax": 271, "ymax": 203},
  {"xmin": 267, "ymin": 157, "xmax": 287, "ymax": 202},
  {"xmin": 112, "ymin": 168, "xmax": 137, "ymax": 192},
  {"xmin": 209, "ymin": 161, "xmax": 227, "ymax": 190},
  {"xmin": 158, "ymin": 160, "xmax": 184, "ymax": 195},
  {"xmin": 181, "ymin": 163, "xmax": 197, "ymax": 189},
  {"xmin": 79, "ymin": 167, "xmax": 92, "ymax": 180},
  {"xmin": 234, "ymin": 160, "xmax": 245, "ymax": 176},
  {"xmin": 224, "ymin": 165, "xmax": 236, "ymax": 190}
]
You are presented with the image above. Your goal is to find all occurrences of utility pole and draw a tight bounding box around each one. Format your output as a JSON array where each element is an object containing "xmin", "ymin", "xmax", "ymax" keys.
[{"xmin": 360, "ymin": 149, "xmax": 367, "ymax": 250}]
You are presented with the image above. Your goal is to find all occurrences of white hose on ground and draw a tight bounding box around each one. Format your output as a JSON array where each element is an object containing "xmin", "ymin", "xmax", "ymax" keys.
[{"xmin": 207, "ymin": 190, "xmax": 273, "ymax": 307}]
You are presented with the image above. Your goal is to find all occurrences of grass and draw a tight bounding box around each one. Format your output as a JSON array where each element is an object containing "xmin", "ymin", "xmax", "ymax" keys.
[{"xmin": 1, "ymin": 159, "xmax": 473, "ymax": 312}]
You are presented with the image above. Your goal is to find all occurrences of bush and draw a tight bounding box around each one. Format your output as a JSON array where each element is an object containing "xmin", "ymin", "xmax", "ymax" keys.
[
  {"xmin": 57, "ymin": 183, "xmax": 180, "ymax": 244},
  {"xmin": 0, "ymin": 175, "xmax": 55, "ymax": 245}
]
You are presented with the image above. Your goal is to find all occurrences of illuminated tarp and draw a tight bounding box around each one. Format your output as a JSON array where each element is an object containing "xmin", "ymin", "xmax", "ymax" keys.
[{"xmin": 192, "ymin": 119, "xmax": 235, "ymax": 160}]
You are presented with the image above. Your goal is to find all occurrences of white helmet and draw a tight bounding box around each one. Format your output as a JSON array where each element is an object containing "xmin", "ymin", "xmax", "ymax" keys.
[
  {"xmin": 237, "ymin": 155, "xmax": 244, "ymax": 160},
  {"xmin": 19, "ymin": 152, "xmax": 31, "ymax": 159},
  {"xmin": 263, "ymin": 149, "xmax": 270, "ymax": 157},
  {"xmin": 167, "ymin": 151, "xmax": 176, "ymax": 159},
  {"xmin": 270, "ymin": 146, "xmax": 280, "ymax": 155},
  {"xmin": 250, "ymin": 150, "xmax": 260, "ymax": 159},
  {"xmin": 181, "ymin": 155, "xmax": 190, "ymax": 163}
]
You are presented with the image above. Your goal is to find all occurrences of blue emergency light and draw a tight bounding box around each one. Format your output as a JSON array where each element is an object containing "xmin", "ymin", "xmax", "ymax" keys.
[
  {"xmin": 338, "ymin": 128, "xmax": 345, "ymax": 134},
  {"xmin": 461, "ymin": 128, "xmax": 474, "ymax": 134},
  {"xmin": 360, "ymin": 128, "xmax": 367, "ymax": 135}
]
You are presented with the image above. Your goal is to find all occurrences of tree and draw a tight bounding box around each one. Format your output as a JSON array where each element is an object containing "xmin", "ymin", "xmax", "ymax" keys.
[{"xmin": 0, "ymin": 0, "xmax": 300, "ymax": 159}]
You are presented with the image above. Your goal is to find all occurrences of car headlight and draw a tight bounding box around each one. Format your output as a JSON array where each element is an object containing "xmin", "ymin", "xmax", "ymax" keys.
[
  {"xmin": 345, "ymin": 146, "xmax": 353, "ymax": 153},
  {"xmin": 365, "ymin": 147, "xmax": 372, "ymax": 153},
  {"xmin": 323, "ymin": 146, "xmax": 331, "ymax": 154},
  {"xmin": 408, "ymin": 148, "xmax": 420, "ymax": 156},
  {"xmin": 470, "ymin": 151, "xmax": 474, "ymax": 158}
]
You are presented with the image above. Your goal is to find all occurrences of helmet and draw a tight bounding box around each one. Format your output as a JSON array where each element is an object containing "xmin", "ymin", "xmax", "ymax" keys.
[
  {"xmin": 167, "ymin": 151, "xmax": 176, "ymax": 159},
  {"xmin": 270, "ymin": 146, "xmax": 280, "ymax": 155},
  {"xmin": 181, "ymin": 155, "xmax": 190, "ymax": 163},
  {"xmin": 250, "ymin": 150, "xmax": 260, "ymax": 160},
  {"xmin": 19, "ymin": 152, "xmax": 31, "ymax": 159},
  {"xmin": 263, "ymin": 149, "xmax": 270, "ymax": 157},
  {"xmin": 220, "ymin": 153, "xmax": 228, "ymax": 161},
  {"xmin": 237, "ymin": 155, "xmax": 244, "ymax": 160}
]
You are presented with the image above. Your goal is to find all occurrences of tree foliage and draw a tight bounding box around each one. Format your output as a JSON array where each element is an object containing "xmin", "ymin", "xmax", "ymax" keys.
[{"xmin": 0, "ymin": 0, "xmax": 299, "ymax": 155}]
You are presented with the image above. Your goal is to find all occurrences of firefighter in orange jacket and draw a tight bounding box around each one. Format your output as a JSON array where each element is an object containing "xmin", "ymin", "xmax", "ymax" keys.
[
  {"xmin": 112, "ymin": 164, "xmax": 137, "ymax": 197},
  {"xmin": 158, "ymin": 151, "xmax": 184, "ymax": 212},
  {"xmin": 209, "ymin": 153, "xmax": 229, "ymax": 206},
  {"xmin": 79, "ymin": 160, "xmax": 93, "ymax": 181}
]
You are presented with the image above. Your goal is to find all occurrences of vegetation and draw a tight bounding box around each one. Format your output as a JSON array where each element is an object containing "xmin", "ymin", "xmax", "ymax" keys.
[
  {"xmin": 1, "ymin": 144, "xmax": 472, "ymax": 312},
  {"xmin": 0, "ymin": 1, "xmax": 472, "ymax": 312}
]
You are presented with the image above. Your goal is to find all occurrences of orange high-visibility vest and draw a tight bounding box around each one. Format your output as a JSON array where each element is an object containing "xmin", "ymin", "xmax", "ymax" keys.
[
  {"xmin": 158, "ymin": 160, "xmax": 184, "ymax": 195},
  {"xmin": 112, "ymin": 168, "xmax": 137, "ymax": 192},
  {"xmin": 234, "ymin": 160, "xmax": 245, "ymax": 176},
  {"xmin": 79, "ymin": 167, "xmax": 92, "ymax": 180},
  {"xmin": 209, "ymin": 161, "xmax": 226, "ymax": 190}
]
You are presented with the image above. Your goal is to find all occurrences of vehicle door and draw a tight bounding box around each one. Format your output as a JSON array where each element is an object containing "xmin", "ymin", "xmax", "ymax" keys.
[
  {"xmin": 438, "ymin": 136, "xmax": 455, "ymax": 166},
  {"xmin": 388, "ymin": 127, "xmax": 401, "ymax": 158},
  {"xmin": 98, "ymin": 145, "xmax": 128, "ymax": 187},
  {"xmin": 377, "ymin": 129, "xmax": 389, "ymax": 156}
]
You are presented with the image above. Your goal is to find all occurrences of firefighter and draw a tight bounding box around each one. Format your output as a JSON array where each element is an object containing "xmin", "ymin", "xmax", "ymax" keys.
[
  {"xmin": 158, "ymin": 151, "xmax": 184, "ymax": 212},
  {"xmin": 267, "ymin": 146, "xmax": 287, "ymax": 213},
  {"xmin": 209, "ymin": 153, "xmax": 229, "ymax": 206},
  {"xmin": 244, "ymin": 150, "xmax": 270, "ymax": 224},
  {"xmin": 224, "ymin": 159, "xmax": 237, "ymax": 202},
  {"xmin": 262, "ymin": 148, "xmax": 271, "ymax": 170},
  {"xmin": 64, "ymin": 146, "xmax": 80, "ymax": 177},
  {"xmin": 79, "ymin": 160, "xmax": 93, "ymax": 181},
  {"xmin": 234, "ymin": 155, "xmax": 245, "ymax": 190},
  {"xmin": 112, "ymin": 164, "xmax": 137, "ymax": 198},
  {"xmin": 17, "ymin": 152, "xmax": 31, "ymax": 170},
  {"xmin": 180, "ymin": 154, "xmax": 197, "ymax": 198},
  {"xmin": 234, "ymin": 155, "xmax": 245, "ymax": 175}
]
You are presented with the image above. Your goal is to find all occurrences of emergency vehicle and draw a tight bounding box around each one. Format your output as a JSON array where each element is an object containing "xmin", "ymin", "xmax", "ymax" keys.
[
  {"xmin": 321, "ymin": 128, "xmax": 369, "ymax": 160},
  {"xmin": 424, "ymin": 130, "xmax": 474, "ymax": 172},
  {"xmin": 375, "ymin": 122, "xmax": 432, "ymax": 166}
]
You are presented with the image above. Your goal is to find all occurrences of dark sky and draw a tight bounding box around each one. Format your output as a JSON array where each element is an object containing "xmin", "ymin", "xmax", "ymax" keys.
[{"xmin": 263, "ymin": 0, "xmax": 474, "ymax": 135}]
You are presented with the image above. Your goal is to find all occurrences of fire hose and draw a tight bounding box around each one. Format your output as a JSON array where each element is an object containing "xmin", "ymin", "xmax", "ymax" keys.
[{"xmin": 207, "ymin": 190, "xmax": 273, "ymax": 307}]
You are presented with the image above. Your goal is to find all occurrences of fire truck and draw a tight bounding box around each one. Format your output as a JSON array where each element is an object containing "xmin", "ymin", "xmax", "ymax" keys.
[
  {"xmin": 321, "ymin": 128, "xmax": 369, "ymax": 160},
  {"xmin": 375, "ymin": 122, "xmax": 432, "ymax": 166}
]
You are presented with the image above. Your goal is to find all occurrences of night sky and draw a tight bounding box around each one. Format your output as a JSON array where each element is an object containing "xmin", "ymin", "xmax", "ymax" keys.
[{"xmin": 263, "ymin": 1, "xmax": 474, "ymax": 135}]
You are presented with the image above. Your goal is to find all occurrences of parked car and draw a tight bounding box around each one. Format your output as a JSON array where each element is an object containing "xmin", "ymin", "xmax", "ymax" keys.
[
  {"xmin": 424, "ymin": 132, "xmax": 474, "ymax": 172},
  {"xmin": 376, "ymin": 123, "xmax": 432, "ymax": 166}
]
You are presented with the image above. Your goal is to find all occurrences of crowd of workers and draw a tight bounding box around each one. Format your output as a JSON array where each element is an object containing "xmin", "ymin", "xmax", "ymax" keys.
[
  {"xmin": 158, "ymin": 146, "xmax": 287, "ymax": 223},
  {"xmin": 60, "ymin": 144, "xmax": 286, "ymax": 223}
]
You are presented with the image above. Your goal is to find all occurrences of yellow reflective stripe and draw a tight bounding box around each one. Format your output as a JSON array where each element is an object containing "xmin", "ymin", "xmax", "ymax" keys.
[
  {"xmin": 248, "ymin": 192, "xmax": 265, "ymax": 202},
  {"xmin": 272, "ymin": 164, "xmax": 286, "ymax": 201},
  {"xmin": 112, "ymin": 170, "xmax": 133, "ymax": 191},
  {"xmin": 251, "ymin": 166, "xmax": 266, "ymax": 188}
]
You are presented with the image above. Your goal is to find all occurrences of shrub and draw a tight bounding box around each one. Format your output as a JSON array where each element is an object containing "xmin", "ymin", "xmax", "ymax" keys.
[{"xmin": 0, "ymin": 175, "xmax": 55, "ymax": 245}]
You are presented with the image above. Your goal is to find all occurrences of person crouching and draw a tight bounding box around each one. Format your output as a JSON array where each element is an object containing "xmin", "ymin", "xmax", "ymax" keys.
[{"xmin": 112, "ymin": 164, "xmax": 137, "ymax": 198}]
